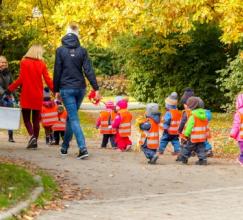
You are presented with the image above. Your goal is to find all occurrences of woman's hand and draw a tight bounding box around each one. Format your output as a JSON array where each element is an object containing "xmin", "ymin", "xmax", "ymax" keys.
[{"xmin": 95, "ymin": 90, "xmax": 101, "ymax": 101}]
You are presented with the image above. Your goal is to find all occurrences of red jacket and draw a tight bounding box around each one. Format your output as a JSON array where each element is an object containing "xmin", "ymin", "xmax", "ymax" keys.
[{"xmin": 8, "ymin": 58, "xmax": 53, "ymax": 110}]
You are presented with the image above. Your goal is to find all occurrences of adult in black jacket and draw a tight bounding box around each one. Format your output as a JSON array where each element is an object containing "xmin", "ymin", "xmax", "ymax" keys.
[
  {"xmin": 0, "ymin": 56, "xmax": 15, "ymax": 142},
  {"xmin": 54, "ymin": 23, "xmax": 100, "ymax": 159}
]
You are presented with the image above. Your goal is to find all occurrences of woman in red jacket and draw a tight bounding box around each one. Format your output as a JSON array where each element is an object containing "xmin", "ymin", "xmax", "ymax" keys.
[{"xmin": 8, "ymin": 44, "xmax": 53, "ymax": 149}]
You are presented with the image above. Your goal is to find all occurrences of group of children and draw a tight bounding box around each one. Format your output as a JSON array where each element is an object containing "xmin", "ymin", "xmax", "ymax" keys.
[
  {"xmin": 138, "ymin": 89, "xmax": 213, "ymax": 165},
  {"xmin": 40, "ymin": 85, "xmax": 243, "ymax": 167},
  {"xmin": 41, "ymin": 87, "xmax": 67, "ymax": 146},
  {"xmin": 96, "ymin": 96, "xmax": 133, "ymax": 151},
  {"xmin": 96, "ymin": 88, "xmax": 214, "ymax": 165}
]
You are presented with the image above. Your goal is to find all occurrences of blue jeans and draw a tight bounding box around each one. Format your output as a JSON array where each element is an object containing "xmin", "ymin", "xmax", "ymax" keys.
[
  {"xmin": 159, "ymin": 132, "xmax": 180, "ymax": 153},
  {"xmin": 142, "ymin": 145, "xmax": 157, "ymax": 160},
  {"xmin": 60, "ymin": 88, "xmax": 86, "ymax": 151}
]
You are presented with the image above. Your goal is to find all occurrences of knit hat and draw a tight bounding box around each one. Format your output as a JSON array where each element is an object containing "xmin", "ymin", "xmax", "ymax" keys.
[
  {"xmin": 165, "ymin": 92, "xmax": 178, "ymax": 106},
  {"xmin": 146, "ymin": 103, "xmax": 159, "ymax": 117},
  {"xmin": 180, "ymin": 88, "xmax": 194, "ymax": 105},
  {"xmin": 43, "ymin": 87, "xmax": 50, "ymax": 99},
  {"xmin": 105, "ymin": 101, "xmax": 115, "ymax": 110},
  {"xmin": 117, "ymin": 99, "xmax": 128, "ymax": 109},
  {"xmin": 197, "ymin": 97, "xmax": 205, "ymax": 108},
  {"xmin": 186, "ymin": 97, "xmax": 200, "ymax": 110}
]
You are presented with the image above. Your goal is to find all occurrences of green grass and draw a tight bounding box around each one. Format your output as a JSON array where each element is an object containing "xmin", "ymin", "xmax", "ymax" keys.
[
  {"xmin": 0, "ymin": 163, "xmax": 37, "ymax": 210},
  {"xmin": 79, "ymin": 110, "xmax": 98, "ymax": 138},
  {"xmin": 34, "ymin": 171, "xmax": 59, "ymax": 207}
]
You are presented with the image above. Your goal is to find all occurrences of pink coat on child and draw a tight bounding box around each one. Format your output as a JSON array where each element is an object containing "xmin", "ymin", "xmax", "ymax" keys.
[{"xmin": 230, "ymin": 94, "xmax": 243, "ymax": 141}]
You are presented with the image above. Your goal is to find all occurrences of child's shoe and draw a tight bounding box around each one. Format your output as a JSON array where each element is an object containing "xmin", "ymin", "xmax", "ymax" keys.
[
  {"xmin": 195, "ymin": 159, "xmax": 207, "ymax": 165},
  {"xmin": 206, "ymin": 150, "xmax": 213, "ymax": 157},
  {"xmin": 125, "ymin": 145, "xmax": 132, "ymax": 151},
  {"xmin": 179, "ymin": 155, "xmax": 188, "ymax": 164},
  {"xmin": 176, "ymin": 155, "xmax": 182, "ymax": 162},
  {"xmin": 148, "ymin": 155, "xmax": 158, "ymax": 164}
]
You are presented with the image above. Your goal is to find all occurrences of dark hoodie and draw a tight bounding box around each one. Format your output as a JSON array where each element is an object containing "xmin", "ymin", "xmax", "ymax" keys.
[
  {"xmin": 140, "ymin": 112, "xmax": 161, "ymax": 131},
  {"xmin": 54, "ymin": 33, "xmax": 99, "ymax": 92}
]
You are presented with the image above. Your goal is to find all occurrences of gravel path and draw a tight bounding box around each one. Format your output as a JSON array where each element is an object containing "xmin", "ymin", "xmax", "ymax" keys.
[{"xmin": 0, "ymin": 133, "xmax": 242, "ymax": 220}]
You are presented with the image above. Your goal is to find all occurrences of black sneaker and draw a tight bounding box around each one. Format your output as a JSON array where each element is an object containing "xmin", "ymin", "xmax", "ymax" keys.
[
  {"xmin": 180, "ymin": 156, "xmax": 188, "ymax": 164},
  {"xmin": 26, "ymin": 136, "xmax": 37, "ymax": 149},
  {"xmin": 195, "ymin": 159, "xmax": 207, "ymax": 165},
  {"xmin": 60, "ymin": 148, "xmax": 68, "ymax": 156},
  {"xmin": 77, "ymin": 149, "xmax": 89, "ymax": 160}
]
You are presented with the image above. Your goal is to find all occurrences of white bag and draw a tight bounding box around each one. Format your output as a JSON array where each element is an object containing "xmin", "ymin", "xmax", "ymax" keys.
[{"xmin": 0, "ymin": 107, "xmax": 21, "ymax": 130}]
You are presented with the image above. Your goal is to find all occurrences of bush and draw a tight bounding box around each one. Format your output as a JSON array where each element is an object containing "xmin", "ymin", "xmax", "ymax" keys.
[
  {"xmin": 217, "ymin": 52, "xmax": 243, "ymax": 111},
  {"xmin": 114, "ymin": 23, "xmax": 229, "ymax": 111}
]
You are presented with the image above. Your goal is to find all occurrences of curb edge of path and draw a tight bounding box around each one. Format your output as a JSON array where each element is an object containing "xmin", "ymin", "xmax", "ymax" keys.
[{"xmin": 0, "ymin": 175, "xmax": 44, "ymax": 220}]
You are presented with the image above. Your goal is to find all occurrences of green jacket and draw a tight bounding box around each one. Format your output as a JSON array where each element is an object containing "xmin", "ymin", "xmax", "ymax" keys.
[{"xmin": 183, "ymin": 108, "xmax": 207, "ymax": 137}]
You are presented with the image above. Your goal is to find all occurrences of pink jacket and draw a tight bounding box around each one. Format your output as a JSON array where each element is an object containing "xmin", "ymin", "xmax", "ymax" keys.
[{"xmin": 230, "ymin": 94, "xmax": 243, "ymax": 141}]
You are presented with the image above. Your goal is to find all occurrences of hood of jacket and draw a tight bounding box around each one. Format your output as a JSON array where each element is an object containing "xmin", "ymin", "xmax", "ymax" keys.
[
  {"xmin": 62, "ymin": 33, "xmax": 80, "ymax": 49},
  {"xmin": 147, "ymin": 112, "xmax": 161, "ymax": 124},
  {"xmin": 236, "ymin": 94, "xmax": 243, "ymax": 110},
  {"xmin": 191, "ymin": 108, "xmax": 207, "ymax": 120}
]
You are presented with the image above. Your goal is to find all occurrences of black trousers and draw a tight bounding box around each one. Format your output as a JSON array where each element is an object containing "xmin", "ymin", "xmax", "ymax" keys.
[
  {"xmin": 101, "ymin": 134, "xmax": 116, "ymax": 148},
  {"xmin": 53, "ymin": 131, "xmax": 65, "ymax": 144}
]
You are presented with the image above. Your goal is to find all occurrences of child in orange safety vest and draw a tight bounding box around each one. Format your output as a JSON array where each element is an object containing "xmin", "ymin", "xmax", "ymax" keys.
[
  {"xmin": 177, "ymin": 97, "xmax": 209, "ymax": 165},
  {"xmin": 112, "ymin": 99, "xmax": 133, "ymax": 151},
  {"xmin": 52, "ymin": 100, "xmax": 67, "ymax": 145},
  {"xmin": 158, "ymin": 92, "xmax": 182, "ymax": 155},
  {"xmin": 41, "ymin": 87, "xmax": 58, "ymax": 145},
  {"xmin": 96, "ymin": 101, "xmax": 117, "ymax": 149},
  {"xmin": 138, "ymin": 103, "xmax": 161, "ymax": 164}
]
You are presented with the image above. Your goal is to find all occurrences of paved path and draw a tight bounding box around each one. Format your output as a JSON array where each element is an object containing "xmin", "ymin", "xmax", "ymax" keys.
[
  {"xmin": 0, "ymin": 133, "xmax": 243, "ymax": 219},
  {"xmin": 80, "ymin": 102, "xmax": 145, "ymax": 110}
]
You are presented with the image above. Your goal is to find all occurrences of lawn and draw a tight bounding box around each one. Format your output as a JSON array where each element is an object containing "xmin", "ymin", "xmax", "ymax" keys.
[{"xmin": 0, "ymin": 163, "xmax": 37, "ymax": 210}]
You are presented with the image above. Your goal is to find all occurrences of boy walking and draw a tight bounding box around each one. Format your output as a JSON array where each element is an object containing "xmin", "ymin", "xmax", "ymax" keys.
[
  {"xmin": 177, "ymin": 97, "xmax": 208, "ymax": 165},
  {"xmin": 138, "ymin": 103, "xmax": 161, "ymax": 164},
  {"xmin": 159, "ymin": 92, "xmax": 181, "ymax": 155}
]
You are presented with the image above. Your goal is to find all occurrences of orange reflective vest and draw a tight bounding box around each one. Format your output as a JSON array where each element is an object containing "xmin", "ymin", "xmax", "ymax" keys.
[
  {"xmin": 118, "ymin": 109, "xmax": 132, "ymax": 137},
  {"xmin": 159, "ymin": 109, "xmax": 181, "ymax": 135},
  {"xmin": 99, "ymin": 110, "xmax": 116, "ymax": 134},
  {"xmin": 185, "ymin": 116, "xmax": 209, "ymax": 143},
  {"xmin": 52, "ymin": 110, "xmax": 67, "ymax": 131},
  {"xmin": 168, "ymin": 109, "xmax": 181, "ymax": 135},
  {"xmin": 41, "ymin": 104, "xmax": 58, "ymax": 127},
  {"xmin": 139, "ymin": 118, "xmax": 159, "ymax": 149}
]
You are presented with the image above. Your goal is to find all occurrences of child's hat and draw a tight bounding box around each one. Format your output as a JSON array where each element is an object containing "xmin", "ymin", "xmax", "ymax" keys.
[
  {"xmin": 146, "ymin": 103, "xmax": 159, "ymax": 116},
  {"xmin": 117, "ymin": 99, "xmax": 128, "ymax": 109},
  {"xmin": 43, "ymin": 87, "xmax": 50, "ymax": 98},
  {"xmin": 186, "ymin": 97, "xmax": 200, "ymax": 110},
  {"xmin": 105, "ymin": 101, "xmax": 115, "ymax": 110},
  {"xmin": 165, "ymin": 92, "xmax": 178, "ymax": 106},
  {"xmin": 197, "ymin": 97, "xmax": 205, "ymax": 108},
  {"xmin": 180, "ymin": 88, "xmax": 194, "ymax": 105}
]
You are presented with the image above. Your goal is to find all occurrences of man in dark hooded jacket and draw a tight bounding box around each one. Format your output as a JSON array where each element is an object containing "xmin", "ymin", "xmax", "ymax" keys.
[{"xmin": 54, "ymin": 23, "xmax": 100, "ymax": 159}]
